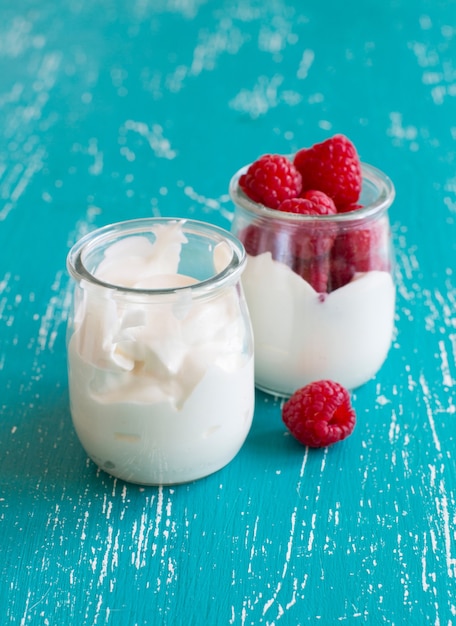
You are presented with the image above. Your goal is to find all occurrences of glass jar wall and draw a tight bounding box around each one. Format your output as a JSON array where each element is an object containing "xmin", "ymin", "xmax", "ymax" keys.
[
  {"xmin": 66, "ymin": 218, "xmax": 254, "ymax": 485},
  {"xmin": 230, "ymin": 162, "xmax": 396, "ymax": 397}
]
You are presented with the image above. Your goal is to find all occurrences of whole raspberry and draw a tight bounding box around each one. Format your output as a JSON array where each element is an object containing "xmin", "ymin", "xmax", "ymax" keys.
[
  {"xmin": 239, "ymin": 154, "xmax": 302, "ymax": 210},
  {"xmin": 293, "ymin": 135, "xmax": 362, "ymax": 208},
  {"xmin": 279, "ymin": 197, "xmax": 315, "ymax": 215},
  {"xmin": 291, "ymin": 256, "xmax": 331, "ymax": 293},
  {"xmin": 238, "ymin": 222, "xmax": 294, "ymax": 266},
  {"xmin": 239, "ymin": 223, "xmax": 271, "ymax": 257},
  {"xmin": 301, "ymin": 189, "xmax": 338, "ymax": 214},
  {"xmin": 329, "ymin": 219, "xmax": 389, "ymax": 290},
  {"xmin": 282, "ymin": 380, "xmax": 356, "ymax": 448},
  {"xmin": 279, "ymin": 191, "xmax": 337, "ymax": 293},
  {"xmin": 279, "ymin": 189, "xmax": 337, "ymax": 216}
]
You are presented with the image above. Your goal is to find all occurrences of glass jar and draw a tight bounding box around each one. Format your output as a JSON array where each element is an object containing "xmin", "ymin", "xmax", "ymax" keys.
[
  {"xmin": 66, "ymin": 218, "xmax": 254, "ymax": 485},
  {"xmin": 230, "ymin": 161, "xmax": 396, "ymax": 397}
]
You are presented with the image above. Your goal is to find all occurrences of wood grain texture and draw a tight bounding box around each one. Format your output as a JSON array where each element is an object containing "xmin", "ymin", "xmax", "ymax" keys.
[{"xmin": 0, "ymin": 1, "xmax": 455, "ymax": 624}]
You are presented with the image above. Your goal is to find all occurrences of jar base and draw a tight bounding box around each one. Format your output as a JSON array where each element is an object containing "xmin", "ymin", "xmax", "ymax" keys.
[{"xmin": 89, "ymin": 450, "xmax": 244, "ymax": 486}]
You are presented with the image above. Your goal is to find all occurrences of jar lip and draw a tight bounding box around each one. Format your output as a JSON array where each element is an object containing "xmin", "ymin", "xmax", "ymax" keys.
[
  {"xmin": 67, "ymin": 217, "xmax": 246, "ymax": 296},
  {"xmin": 229, "ymin": 160, "xmax": 395, "ymax": 222}
]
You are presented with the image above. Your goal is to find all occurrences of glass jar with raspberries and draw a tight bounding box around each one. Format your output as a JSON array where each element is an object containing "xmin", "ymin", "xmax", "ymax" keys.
[{"xmin": 229, "ymin": 134, "xmax": 396, "ymax": 397}]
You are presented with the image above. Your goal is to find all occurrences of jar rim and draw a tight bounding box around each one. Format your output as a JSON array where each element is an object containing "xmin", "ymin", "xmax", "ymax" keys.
[
  {"xmin": 67, "ymin": 217, "xmax": 246, "ymax": 296},
  {"xmin": 229, "ymin": 160, "xmax": 395, "ymax": 223}
]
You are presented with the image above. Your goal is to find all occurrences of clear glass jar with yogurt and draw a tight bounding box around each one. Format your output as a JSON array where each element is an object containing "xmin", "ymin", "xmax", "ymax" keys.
[
  {"xmin": 230, "ymin": 162, "xmax": 396, "ymax": 397},
  {"xmin": 66, "ymin": 218, "xmax": 254, "ymax": 485}
]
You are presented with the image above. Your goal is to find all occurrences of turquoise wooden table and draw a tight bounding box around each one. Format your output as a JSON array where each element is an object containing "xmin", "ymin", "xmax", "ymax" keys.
[{"xmin": 1, "ymin": 1, "xmax": 455, "ymax": 624}]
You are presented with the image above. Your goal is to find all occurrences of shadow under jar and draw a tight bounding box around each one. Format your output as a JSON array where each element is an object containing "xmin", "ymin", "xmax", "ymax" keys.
[
  {"xmin": 66, "ymin": 218, "xmax": 254, "ymax": 485},
  {"xmin": 230, "ymin": 161, "xmax": 396, "ymax": 397}
]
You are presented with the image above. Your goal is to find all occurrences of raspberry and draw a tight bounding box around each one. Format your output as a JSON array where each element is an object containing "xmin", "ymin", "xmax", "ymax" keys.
[
  {"xmin": 238, "ymin": 222, "xmax": 295, "ymax": 266},
  {"xmin": 282, "ymin": 380, "xmax": 356, "ymax": 448},
  {"xmin": 301, "ymin": 189, "xmax": 338, "ymax": 214},
  {"xmin": 278, "ymin": 191, "xmax": 337, "ymax": 293},
  {"xmin": 330, "ymin": 219, "xmax": 389, "ymax": 290},
  {"xmin": 239, "ymin": 154, "xmax": 302, "ymax": 209},
  {"xmin": 336, "ymin": 202, "xmax": 363, "ymax": 214},
  {"xmin": 293, "ymin": 134, "xmax": 362, "ymax": 208},
  {"xmin": 279, "ymin": 197, "xmax": 315, "ymax": 215},
  {"xmin": 239, "ymin": 219, "xmax": 331, "ymax": 292},
  {"xmin": 291, "ymin": 256, "xmax": 330, "ymax": 293},
  {"xmin": 239, "ymin": 223, "xmax": 270, "ymax": 256},
  {"xmin": 279, "ymin": 189, "xmax": 337, "ymax": 216},
  {"xmin": 280, "ymin": 191, "xmax": 337, "ymax": 258}
]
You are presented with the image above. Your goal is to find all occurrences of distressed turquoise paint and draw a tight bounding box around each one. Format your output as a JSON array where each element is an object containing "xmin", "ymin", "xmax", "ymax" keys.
[{"xmin": 0, "ymin": 1, "xmax": 455, "ymax": 624}]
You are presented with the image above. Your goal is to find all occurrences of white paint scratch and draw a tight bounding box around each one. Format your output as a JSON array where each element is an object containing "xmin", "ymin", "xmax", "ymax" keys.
[
  {"xmin": 297, "ymin": 49, "xmax": 315, "ymax": 79},
  {"xmin": 229, "ymin": 74, "xmax": 301, "ymax": 118},
  {"xmin": 183, "ymin": 185, "xmax": 233, "ymax": 222},
  {"xmin": 121, "ymin": 120, "xmax": 177, "ymax": 159},
  {"xmin": 419, "ymin": 374, "xmax": 442, "ymax": 454},
  {"xmin": 262, "ymin": 509, "xmax": 296, "ymax": 618},
  {"xmin": 438, "ymin": 339, "xmax": 453, "ymax": 388}
]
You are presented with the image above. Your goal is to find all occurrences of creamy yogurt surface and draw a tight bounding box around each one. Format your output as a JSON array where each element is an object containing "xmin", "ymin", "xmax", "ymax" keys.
[
  {"xmin": 67, "ymin": 221, "xmax": 254, "ymax": 485},
  {"xmin": 242, "ymin": 252, "xmax": 395, "ymax": 396}
]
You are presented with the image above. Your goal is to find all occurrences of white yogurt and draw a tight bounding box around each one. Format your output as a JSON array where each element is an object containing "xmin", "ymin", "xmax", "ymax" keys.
[
  {"xmin": 68, "ymin": 344, "xmax": 254, "ymax": 485},
  {"xmin": 67, "ymin": 220, "xmax": 254, "ymax": 485},
  {"xmin": 242, "ymin": 252, "xmax": 395, "ymax": 396}
]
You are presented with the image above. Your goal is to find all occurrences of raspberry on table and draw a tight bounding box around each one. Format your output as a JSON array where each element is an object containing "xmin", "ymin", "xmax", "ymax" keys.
[
  {"xmin": 239, "ymin": 154, "xmax": 302, "ymax": 209},
  {"xmin": 293, "ymin": 134, "xmax": 362, "ymax": 208},
  {"xmin": 282, "ymin": 380, "xmax": 356, "ymax": 448}
]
